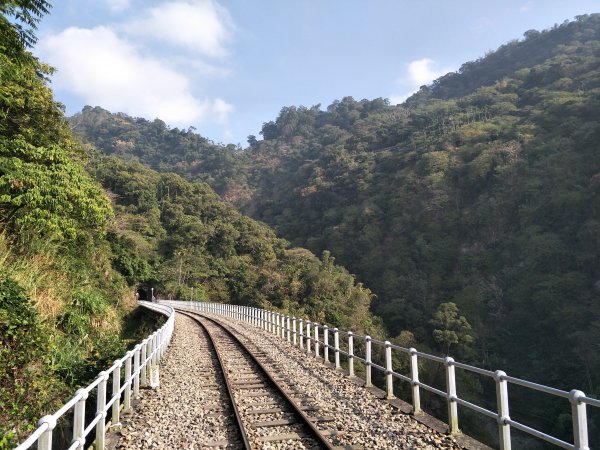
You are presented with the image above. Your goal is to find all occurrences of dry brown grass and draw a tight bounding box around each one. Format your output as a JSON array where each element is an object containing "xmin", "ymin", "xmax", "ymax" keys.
[{"xmin": 0, "ymin": 234, "xmax": 70, "ymax": 320}]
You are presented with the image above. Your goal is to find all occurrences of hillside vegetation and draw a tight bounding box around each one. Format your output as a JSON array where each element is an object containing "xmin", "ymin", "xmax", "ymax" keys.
[
  {"xmin": 0, "ymin": 2, "xmax": 380, "ymax": 445},
  {"xmin": 72, "ymin": 14, "xmax": 600, "ymax": 444}
]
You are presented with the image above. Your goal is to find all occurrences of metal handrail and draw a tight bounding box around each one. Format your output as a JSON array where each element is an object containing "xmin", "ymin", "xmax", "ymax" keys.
[
  {"xmin": 163, "ymin": 300, "xmax": 596, "ymax": 450},
  {"xmin": 14, "ymin": 301, "xmax": 174, "ymax": 450}
]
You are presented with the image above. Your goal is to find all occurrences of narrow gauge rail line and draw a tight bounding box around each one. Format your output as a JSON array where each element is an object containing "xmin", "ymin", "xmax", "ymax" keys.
[{"xmin": 176, "ymin": 309, "xmax": 353, "ymax": 450}]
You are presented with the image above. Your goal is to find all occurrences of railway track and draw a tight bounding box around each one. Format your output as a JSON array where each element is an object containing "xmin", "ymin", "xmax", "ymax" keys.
[{"xmin": 176, "ymin": 309, "xmax": 359, "ymax": 449}]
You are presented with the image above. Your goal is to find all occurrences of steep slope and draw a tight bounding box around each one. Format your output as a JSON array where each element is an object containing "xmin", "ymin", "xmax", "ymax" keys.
[
  {"xmin": 91, "ymin": 154, "xmax": 380, "ymax": 336},
  {"xmin": 71, "ymin": 14, "xmax": 600, "ymax": 444},
  {"xmin": 0, "ymin": 3, "xmax": 381, "ymax": 446}
]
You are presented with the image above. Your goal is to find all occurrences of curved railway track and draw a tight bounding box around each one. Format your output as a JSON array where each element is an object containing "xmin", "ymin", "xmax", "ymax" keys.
[{"xmin": 176, "ymin": 309, "xmax": 358, "ymax": 450}]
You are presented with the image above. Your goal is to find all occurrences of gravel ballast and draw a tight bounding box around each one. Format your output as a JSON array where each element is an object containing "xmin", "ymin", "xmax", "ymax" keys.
[
  {"xmin": 216, "ymin": 314, "xmax": 463, "ymax": 450},
  {"xmin": 113, "ymin": 311, "xmax": 464, "ymax": 449}
]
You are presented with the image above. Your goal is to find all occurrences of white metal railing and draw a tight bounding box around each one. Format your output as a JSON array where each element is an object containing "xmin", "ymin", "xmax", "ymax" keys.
[
  {"xmin": 163, "ymin": 300, "xmax": 594, "ymax": 450},
  {"xmin": 14, "ymin": 301, "xmax": 174, "ymax": 450}
]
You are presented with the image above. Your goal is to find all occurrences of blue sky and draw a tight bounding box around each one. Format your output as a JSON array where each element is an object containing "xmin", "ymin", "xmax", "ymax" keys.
[{"xmin": 36, "ymin": 1, "xmax": 599, "ymax": 146}]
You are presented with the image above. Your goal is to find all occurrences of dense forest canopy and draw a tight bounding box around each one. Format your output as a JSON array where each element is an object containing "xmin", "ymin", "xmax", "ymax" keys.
[
  {"xmin": 0, "ymin": 1, "xmax": 380, "ymax": 446},
  {"xmin": 72, "ymin": 14, "xmax": 600, "ymax": 445}
]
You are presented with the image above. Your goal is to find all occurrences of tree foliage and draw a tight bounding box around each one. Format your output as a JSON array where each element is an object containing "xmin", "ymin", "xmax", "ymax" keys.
[{"xmin": 73, "ymin": 14, "xmax": 600, "ymax": 445}]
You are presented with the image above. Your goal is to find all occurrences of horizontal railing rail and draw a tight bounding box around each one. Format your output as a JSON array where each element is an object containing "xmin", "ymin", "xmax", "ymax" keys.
[
  {"xmin": 15, "ymin": 301, "xmax": 174, "ymax": 450},
  {"xmin": 164, "ymin": 300, "xmax": 595, "ymax": 450}
]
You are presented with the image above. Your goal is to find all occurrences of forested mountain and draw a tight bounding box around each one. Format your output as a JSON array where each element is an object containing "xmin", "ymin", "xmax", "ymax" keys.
[
  {"xmin": 0, "ymin": 2, "xmax": 379, "ymax": 446},
  {"xmin": 72, "ymin": 14, "xmax": 600, "ymax": 444},
  {"xmin": 90, "ymin": 154, "xmax": 379, "ymax": 336}
]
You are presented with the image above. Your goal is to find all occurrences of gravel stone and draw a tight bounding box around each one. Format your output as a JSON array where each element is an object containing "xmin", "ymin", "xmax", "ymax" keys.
[{"xmin": 113, "ymin": 311, "xmax": 464, "ymax": 449}]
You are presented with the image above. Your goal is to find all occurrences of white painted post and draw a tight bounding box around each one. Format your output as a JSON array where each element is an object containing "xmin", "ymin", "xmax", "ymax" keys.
[
  {"xmin": 314, "ymin": 323, "xmax": 320, "ymax": 357},
  {"xmin": 292, "ymin": 317, "xmax": 297, "ymax": 345},
  {"xmin": 334, "ymin": 328, "xmax": 340, "ymax": 369},
  {"xmin": 348, "ymin": 332, "xmax": 355, "ymax": 377},
  {"xmin": 365, "ymin": 336, "xmax": 372, "ymax": 387},
  {"xmin": 306, "ymin": 320, "xmax": 311, "ymax": 353},
  {"xmin": 299, "ymin": 319, "xmax": 304, "ymax": 350},
  {"xmin": 124, "ymin": 353, "xmax": 132, "ymax": 411},
  {"xmin": 96, "ymin": 371, "xmax": 108, "ymax": 449},
  {"xmin": 409, "ymin": 348, "xmax": 421, "ymax": 414},
  {"xmin": 72, "ymin": 389, "xmax": 87, "ymax": 450},
  {"xmin": 385, "ymin": 341, "xmax": 394, "ymax": 399},
  {"xmin": 323, "ymin": 325, "xmax": 329, "ymax": 362},
  {"xmin": 570, "ymin": 390, "xmax": 589, "ymax": 450},
  {"xmin": 112, "ymin": 363, "xmax": 122, "ymax": 427},
  {"xmin": 494, "ymin": 370, "xmax": 511, "ymax": 450},
  {"xmin": 37, "ymin": 416, "xmax": 56, "ymax": 450},
  {"xmin": 133, "ymin": 345, "xmax": 141, "ymax": 397},
  {"xmin": 140, "ymin": 339, "xmax": 148, "ymax": 387},
  {"xmin": 275, "ymin": 313, "xmax": 280, "ymax": 336},
  {"xmin": 150, "ymin": 333, "xmax": 160, "ymax": 388},
  {"xmin": 445, "ymin": 357, "xmax": 459, "ymax": 434},
  {"xmin": 281, "ymin": 315, "xmax": 286, "ymax": 339},
  {"xmin": 287, "ymin": 316, "xmax": 291, "ymax": 342}
]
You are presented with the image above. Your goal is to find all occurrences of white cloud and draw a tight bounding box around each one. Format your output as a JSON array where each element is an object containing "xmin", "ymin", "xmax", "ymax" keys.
[
  {"xmin": 124, "ymin": 0, "xmax": 234, "ymax": 58},
  {"xmin": 405, "ymin": 58, "xmax": 446, "ymax": 86},
  {"xmin": 38, "ymin": 26, "xmax": 233, "ymax": 125},
  {"xmin": 388, "ymin": 58, "xmax": 454, "ymax": 104},
  {"xmin": 105, "ymin": 0, "xmax": 130, "ymax": 12},
  {"xmin": 520, "ymin": 1, "xmax": 533, "ymax": 12}
]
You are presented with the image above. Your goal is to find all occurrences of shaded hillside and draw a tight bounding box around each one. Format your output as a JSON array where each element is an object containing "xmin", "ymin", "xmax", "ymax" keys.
[
  {"xmin": 70, "ymin": 107, "xmax": 245, "ymax": 197},
  {"xmin": 0, "ymin": 2, "xmax": 380, "ymax": 446},
  {"xmin": 71, "ymin": 14, "xmax": 600, "ymax": 445},
  {"xmin": 90, "ymin": 154, "xmax": 380, "ymax": 336}
]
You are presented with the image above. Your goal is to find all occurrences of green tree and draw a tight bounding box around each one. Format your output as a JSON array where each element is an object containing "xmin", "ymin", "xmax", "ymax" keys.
[{"xmin": 430, "ymin": 302, "xmax": 475, "ymax": 355}]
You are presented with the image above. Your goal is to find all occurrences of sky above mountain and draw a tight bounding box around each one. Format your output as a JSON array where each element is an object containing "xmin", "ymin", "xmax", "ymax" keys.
[{"xmin": 36, "ymin": 0, "xmax": 598, "ymax": 146}]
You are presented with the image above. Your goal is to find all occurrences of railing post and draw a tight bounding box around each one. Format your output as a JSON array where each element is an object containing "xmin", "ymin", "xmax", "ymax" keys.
[
  {"xmin": 111, "ymin": 363, "xmax": 122, "ymax": 428},
  {"xmin": 323, "ymin": 325, "xmax": 329, "ymax": 363},
  {"xmin": 140, "ymin": 339, "xmax": 148, "ymax": 387},
  {"xmin": 150, "ymin": 333, "xmax": 160, "ymax": 388},
  {"xmin": 279, "ymin": 313, "xmax": 284, "ymax": 338},
  {"xmin": 287, "ymin": 316, "xmax": 291, "ymax": 342},
  {"xmin": 334, "ymin": 328, "xmax": 340, "ymax": 369},
  {"xmin": 282, "ymin": 315, "xmax": 286, "ymax": 339},
  {"xmin": 96, "ymin": 371, "xmax": 108, "ymax": 449},
  {"xmin": 570, "ymin": 390, "xmax": 589, "ymax": 450},
  {"xmin": 365, "ymin": 336, "xmax": 372, "ymax": 387},
  {"xmin": 292, "ymin": 316, "xmax": 297, "ymax": 345},
  {"xmin": 299, "ymin": 319, "xmax": 304, "ymax": 350},
  {"xmin": 133, "ymin": 345, "xmax": 141, "ymax": 397},
  {"xmin": 275, "ymin": 312, "xmax": 279, "ymax": 336},
  {"xmin": 409, "ymin": 348, "xmax": 421, "ymax": 414},
  {"xmin": 124, "ymin": 352, "xmax": 132, "ymax": 411},
  {"xmin": 306, "ymin": 320, "xmax": 311, "ymax": 353},
  {"xmin": 37, "ymin": 415, "xmax": 56, "ymax": 450},
  {"xmin": 314, "ymin": 323, "xmax": 320, "ymax": 357},
  {"xmin": 445, "ymin": 357, "xmax": 459, "ymax": 434},
  {"xmin": 72, "ymin": 389, "xmax": 87, "ymax": 450},
  {"xmin": 348, "ymin": 332, "xmax": 355, "ymax": 377},
  {"xmin": 494, "ymin": 370, "xmax": 511, "ymax": 450},
  {"xmin": 385, "ymin": 341, "xmax": 394, "ymax": 399}
]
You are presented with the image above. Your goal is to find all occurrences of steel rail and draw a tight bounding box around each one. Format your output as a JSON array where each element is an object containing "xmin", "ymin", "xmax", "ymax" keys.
[
  {"xmin": 177, "ymin": 310, "xmax": 251, "ymax": 449},
  {"xmin": 176, "ymin": 308, "xmax": 336, "ymax": 450}
]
